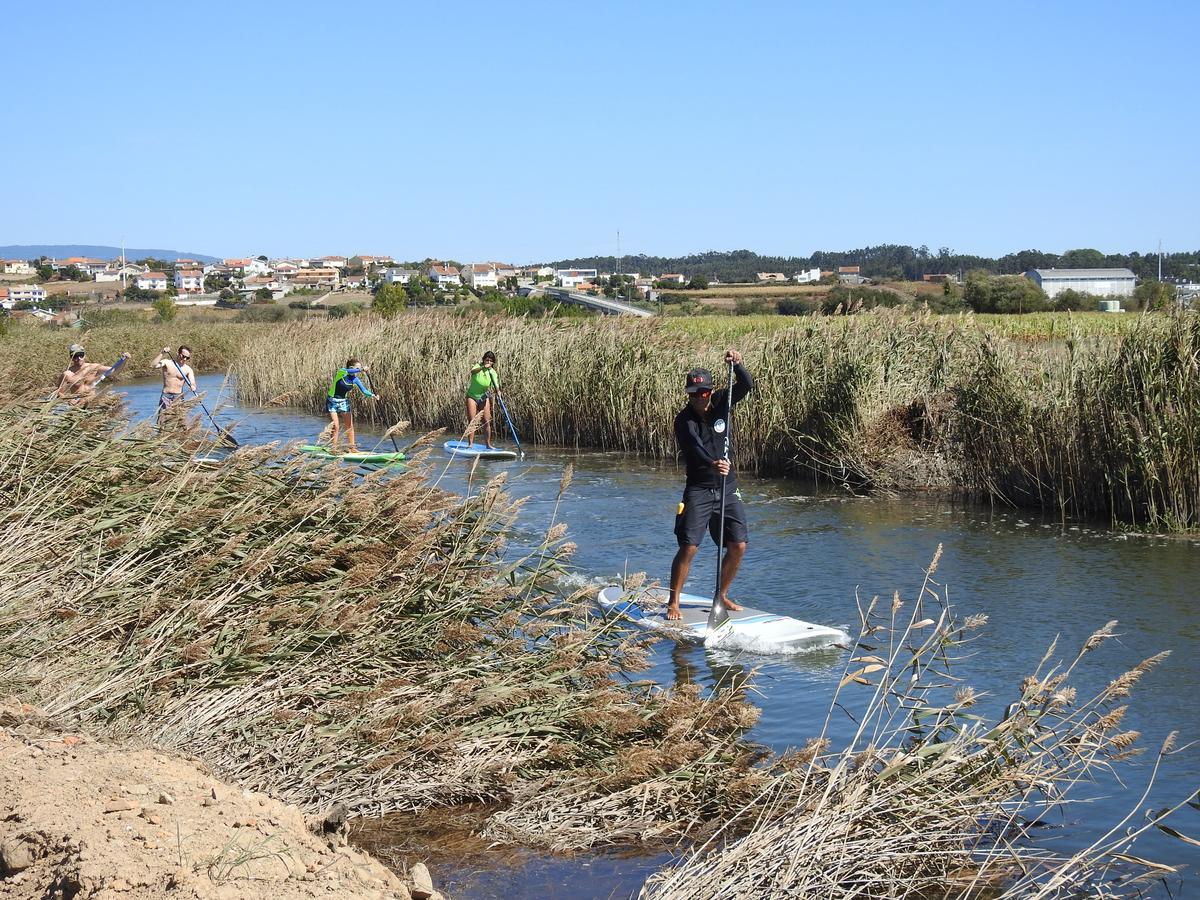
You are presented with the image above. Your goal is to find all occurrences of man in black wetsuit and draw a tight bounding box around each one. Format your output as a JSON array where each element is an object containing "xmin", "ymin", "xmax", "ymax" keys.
[{"xmin": 668, "ymin": 348, "xmax": 754, "ymax": 621}]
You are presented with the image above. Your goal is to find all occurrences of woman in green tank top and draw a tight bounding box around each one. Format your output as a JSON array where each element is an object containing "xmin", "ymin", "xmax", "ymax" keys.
[{"xmin": 465, "ymin": 350, "xmax": 499, "ymax": 449}]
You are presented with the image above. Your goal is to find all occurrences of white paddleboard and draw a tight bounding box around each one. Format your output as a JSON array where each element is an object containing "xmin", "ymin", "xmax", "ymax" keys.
[
  {"xmin": 596, "ymin": 585, "xmax": 848, "ymax": 653},
  {"xmin": 443, "ymin": 440, "xmax": 518, "ymax": 460}
]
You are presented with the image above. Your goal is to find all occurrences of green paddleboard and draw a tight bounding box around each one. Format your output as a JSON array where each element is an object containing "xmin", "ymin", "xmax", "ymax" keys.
[{"xmin": 299, "ymin": 444, "xmax": 406, "ymax": 463}]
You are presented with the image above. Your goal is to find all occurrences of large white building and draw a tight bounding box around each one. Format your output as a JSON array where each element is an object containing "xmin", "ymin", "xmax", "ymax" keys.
[
  {"xmin": 1025, "ymin": 268, "xmax": 1137, "ymax": 298},
  {"xmin": 2, "ymin": 260, "xmax": 34, "ymax": 275},
  {"xmin": 464, "ymin": 263, "xmax": 499, "ymax": 290}
]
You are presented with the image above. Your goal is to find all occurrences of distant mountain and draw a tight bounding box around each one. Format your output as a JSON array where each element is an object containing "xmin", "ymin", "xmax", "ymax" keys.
[{"xmin": 0, "ymin": 245, "xmax": 220, "ymax": 264}]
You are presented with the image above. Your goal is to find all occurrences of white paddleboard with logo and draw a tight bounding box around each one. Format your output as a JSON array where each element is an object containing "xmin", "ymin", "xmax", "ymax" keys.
[{"xmin": 596, "ymin": 585, "xmax": 847, "ymax": 654}]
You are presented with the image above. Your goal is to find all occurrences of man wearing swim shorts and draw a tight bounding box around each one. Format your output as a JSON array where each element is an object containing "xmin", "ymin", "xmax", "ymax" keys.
[{"xmin": 152, "ymin": 346, "xmax": 196, "ymax": 413}]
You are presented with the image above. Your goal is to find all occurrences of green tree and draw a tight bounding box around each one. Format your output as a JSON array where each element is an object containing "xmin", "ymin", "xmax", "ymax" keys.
[
  {"xmin": 687, "ymin": 275, "xmax": 710, "ymax": 290},
  {"xmin": 254, "ymin": 288, "xmax": 274, "ymax": 303},
  {"xmin": 61, "ymin": 265, "xmax": 85, "ymax": 281},
  {"xmin": 152, "ymin": 296, "xmax": 177, "ymax": 323},
  {"xmin": 372, "ymin": 282, "xmax": 407, "ymax": 317},
  {"xmin": 35, "ymin": 262, "xmax": 54, "ymax": 281},
  {"xmin": 1060, "ymin": 248, "xmax": 1105, "ymax": 269},
  {"xmin": 1133, "ymin": 280, "xmax": 1177, "ymax": 311},
  {"xmin": 964, "ymin": 271, "xmax": 1048, "ymax": 313}
]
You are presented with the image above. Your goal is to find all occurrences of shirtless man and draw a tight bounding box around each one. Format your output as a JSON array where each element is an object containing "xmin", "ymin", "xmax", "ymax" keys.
[
  {"xmin": 152, "ymin": 346, "xmax": 197, "ymax": 412},
  {"xmin": 55, "ymin": 344, "xmax": 131, "ymax": 400}
]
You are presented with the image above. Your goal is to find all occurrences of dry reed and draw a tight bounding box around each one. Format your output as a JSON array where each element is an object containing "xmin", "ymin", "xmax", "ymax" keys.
[
  {"xmin": 0, "ymin": 397, "xmax": 768, "ymax": 847},
  {"xmin": 640, "ymin": 548, "xmax": 1197, "ymax": 899}
]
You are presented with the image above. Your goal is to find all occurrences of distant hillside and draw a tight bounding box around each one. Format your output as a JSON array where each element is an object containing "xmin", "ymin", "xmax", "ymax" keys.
[
  {"xmin": 549, "ymin": 246, "xmax": 1200, "ymax": 283},
  {"xmin": 0, "ymin": 245, "xmax": 220, "ymax": 264}
]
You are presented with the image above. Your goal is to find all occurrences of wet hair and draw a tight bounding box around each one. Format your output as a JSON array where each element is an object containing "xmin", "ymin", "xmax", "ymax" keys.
[
  {"xmin": 482, "ymin": 350, "xmax": 497, "ymax": 364},
  {"xmin": 347, "ymin": 357, "xmax": 361, "ymax": 368}
]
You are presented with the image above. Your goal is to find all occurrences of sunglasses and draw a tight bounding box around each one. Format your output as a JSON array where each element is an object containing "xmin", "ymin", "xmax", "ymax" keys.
[
  {"xmin": 694, "ymin": 389, "xmax": 712, "ymax": 398},
  {"xmin": 180, "ymin": 354, "xmax": 192, "ymax": 360}
]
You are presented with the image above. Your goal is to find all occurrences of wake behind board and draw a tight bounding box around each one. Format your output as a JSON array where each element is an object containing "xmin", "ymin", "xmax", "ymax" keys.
[
  {"xmin": 443, "ymin": 440, "xmax": 518, "ymax": 460},
  {"xmin": 597, "ymin": 585, "xmax": 848, "ymax": 653},
  {"xmin": 299, "ymin": 444, "xmax": 406, "ymax": 464}
]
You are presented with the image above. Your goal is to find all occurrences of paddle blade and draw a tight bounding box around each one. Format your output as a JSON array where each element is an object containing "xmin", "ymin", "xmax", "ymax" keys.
[{"xmin": 706, "ymin": 600, "xmax": 730, "ymax": 632}]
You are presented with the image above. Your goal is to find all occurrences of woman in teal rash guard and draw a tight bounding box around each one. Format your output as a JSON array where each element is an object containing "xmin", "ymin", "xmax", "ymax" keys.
[
  {"xmin": 323, "ymin": 357, "xmax": 375, "ymax": 453},
  {"xmin": 465, "ymin": 350, "xmax": 500, "ymax": 449}
]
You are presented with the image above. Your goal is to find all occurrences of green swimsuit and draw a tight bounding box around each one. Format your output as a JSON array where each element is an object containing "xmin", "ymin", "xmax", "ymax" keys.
[{"xmin": 467, "ymin": 365, "xmax": 499, "ymax": 402}]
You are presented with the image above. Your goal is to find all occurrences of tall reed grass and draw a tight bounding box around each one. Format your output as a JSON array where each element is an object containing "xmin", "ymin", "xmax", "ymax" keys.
[
  {"xmin": 0, "ymin": 398, "xmax": 768, "ymax": 846},
  {"xmin": 232, "ymin": 309, "xmax": 1200, "ymax": 529}
]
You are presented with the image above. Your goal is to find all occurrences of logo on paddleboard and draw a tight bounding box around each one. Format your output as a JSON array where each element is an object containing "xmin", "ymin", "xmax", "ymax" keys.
[{"xmin": 714, "ymin": 418, "xmax": 726, "ymax": 434}]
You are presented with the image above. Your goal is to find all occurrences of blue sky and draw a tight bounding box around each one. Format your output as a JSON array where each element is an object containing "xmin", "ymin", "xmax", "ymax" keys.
[{"xmin": 3, "ymin": 0, "xmax": 1196, "ymax": 262}]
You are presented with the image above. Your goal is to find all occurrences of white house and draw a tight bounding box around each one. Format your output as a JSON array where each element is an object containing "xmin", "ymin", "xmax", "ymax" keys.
[
  {"xmin": 793, "ymin": 268, "xmax": 821, "ymax": 283},
  {"xmin": 223, "ymin": 258, "xmax": 271, "ymax": 277},
  {"xmin": 384, "ymin": 268, "xmax": 419, "ymax": 284},
  {"xmin": 7, "ymin": 284, "xmax": 47, "ymax": 305},
  {"xmin": 1025, "ymin": 268, "xmax": 1137, "ymax": 299},
  {"xmin": 494, "ymin": 263, "xmax": 520, "ymax": 280},
  {"xmin": 174, "ymin": 268, "xmax": 205, "ymax": 293},
  {"xmin": 464, "ymin": 263, "xmax": 499, "ymax": 290},
  {"xmin": 556, "ymin": 268, "xmax": 597, "ymax": 288},
  {"xmin": 429, "ymin": 264, "xmax": 461, "ymax": 288},
  {"xmin": 2, "ymin": 260, "xmax": 33, "ymax": 275},
  {"xmin": 756, "ymin": 272, "xmax": 788, "ymax": 283},
  {"xmin": 314, "ymin": 256, "xmax": 347, "ymax": 270},
  {"xmin": 524, "ymin": 266, "xmax": 554, "ymax": 279},
  {"xmin": 96, "ymin": 263, "xmax": 147, "ymax": 283},
  {"xmin": 659, "ymin": 273, "xmax": 686, "ymax": 285},
  {"xmin": 136, "ymin": 272, "xmax": 169, "ymax": 291}
]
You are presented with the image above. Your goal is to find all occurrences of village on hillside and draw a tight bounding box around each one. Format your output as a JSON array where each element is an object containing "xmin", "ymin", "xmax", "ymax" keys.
[{"xmin": 2, "ymin": 250, "xmax": 1196, "ymax": 324}]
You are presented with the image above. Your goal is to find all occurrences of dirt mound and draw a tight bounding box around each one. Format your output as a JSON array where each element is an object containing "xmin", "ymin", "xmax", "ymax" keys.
[{"xmin": 0, "ymin": 712, "xmax": 441, "ymax": 899}]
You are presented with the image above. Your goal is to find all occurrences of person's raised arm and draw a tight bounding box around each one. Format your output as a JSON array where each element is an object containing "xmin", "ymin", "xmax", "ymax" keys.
[{"xmin": 152, "ymin": 347, "xmax": 171, "ymax": 369}]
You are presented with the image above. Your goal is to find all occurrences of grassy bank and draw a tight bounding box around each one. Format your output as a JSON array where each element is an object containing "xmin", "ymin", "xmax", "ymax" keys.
[{"xmin": 232, "ymin": 309, "xmax": 1200, "ymax": 529}]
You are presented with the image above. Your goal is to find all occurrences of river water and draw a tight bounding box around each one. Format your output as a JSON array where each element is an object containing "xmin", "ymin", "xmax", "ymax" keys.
[{"xmin": 119, "ymin": 376, "xmax": 1200, "ymax": 897}]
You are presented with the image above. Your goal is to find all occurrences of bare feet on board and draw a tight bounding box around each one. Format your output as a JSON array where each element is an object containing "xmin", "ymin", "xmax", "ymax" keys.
[
  {"xmin": 720, "ymin": 597, "xmax": 744, "ymax": 612},
  {"xmin": 666, "ymin": 604, "xmax": 683, "ymax": 621}
]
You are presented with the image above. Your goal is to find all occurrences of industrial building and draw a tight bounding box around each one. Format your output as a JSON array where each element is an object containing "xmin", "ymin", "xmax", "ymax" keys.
[{"xmin": 1024, "ymin": 267, "xmax": 1137, "ymax": 298}]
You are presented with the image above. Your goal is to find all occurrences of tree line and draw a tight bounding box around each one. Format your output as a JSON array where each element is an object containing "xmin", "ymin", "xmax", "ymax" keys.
[{"xmin": 548, "ymin": 246, "xmax": 1200, "ymax": 284}]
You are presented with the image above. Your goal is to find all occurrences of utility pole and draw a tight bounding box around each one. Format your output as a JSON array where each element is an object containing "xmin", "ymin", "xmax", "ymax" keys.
[{"xmin": 1158, "ymin": 239, "xmax": 1163, "ymax": 282}]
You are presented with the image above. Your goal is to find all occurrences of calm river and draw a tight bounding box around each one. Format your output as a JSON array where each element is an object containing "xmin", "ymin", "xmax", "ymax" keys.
[{"xmin": 120, "ymin": 376, "xmax": 1200, "ymax": 898}]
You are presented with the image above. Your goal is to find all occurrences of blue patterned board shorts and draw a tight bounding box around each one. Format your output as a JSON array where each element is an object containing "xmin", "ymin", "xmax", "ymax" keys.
[{"xmin": 326, "ymin": 397, "xmax": 351, "ymax": 414}]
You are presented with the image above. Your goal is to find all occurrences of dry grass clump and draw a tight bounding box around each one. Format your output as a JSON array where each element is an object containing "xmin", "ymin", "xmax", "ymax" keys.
[
  {"xmin": 642, "ymin": 548, "xmax": 1197, "ymax": 899},
  {"xmin": 0, "ymin": 398, "xmax": 768, "ymax": 847}
]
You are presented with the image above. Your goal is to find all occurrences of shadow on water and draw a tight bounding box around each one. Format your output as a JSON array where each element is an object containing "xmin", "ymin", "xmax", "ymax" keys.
[{"xmin": 115, "ymin": 375, "xmax": 1200, "ymax": 893}]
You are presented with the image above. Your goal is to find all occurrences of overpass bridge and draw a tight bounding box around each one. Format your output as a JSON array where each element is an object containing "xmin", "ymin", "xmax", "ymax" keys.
[{"xmin": 523, "ymin": 285, "xmax": 654, "ymax": 317}]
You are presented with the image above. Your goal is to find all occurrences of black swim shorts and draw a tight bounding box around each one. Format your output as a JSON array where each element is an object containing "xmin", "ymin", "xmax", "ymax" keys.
[{"xmin": 674, "ymin": 484, "xmax": 749, "ymax": 548}]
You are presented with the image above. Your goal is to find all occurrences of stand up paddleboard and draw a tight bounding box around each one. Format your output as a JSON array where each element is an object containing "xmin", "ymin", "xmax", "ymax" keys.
[
  {"xmin": 300, "ymin": 444, "xmax": 406, "ymax": 464},
  {"xmin": 443, "ymin": 440, "xmax": 518, "ymax": 460},
  {"xmin": 597, "ymin": 585, "xmax": 848, "ymax": 653}
]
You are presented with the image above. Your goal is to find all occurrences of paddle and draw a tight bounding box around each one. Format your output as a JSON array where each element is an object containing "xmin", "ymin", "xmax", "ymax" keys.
[
  {"xmin": 95, "ymin": 355, "xmax": 128, "ymax": 386},
  {"xmin": 488, "ymin": 370, "xmax": 525, "ymax": 458},
  {"xmin": 705, "ymin": 358, "xmax": 737, "ymax": 641},
  {"xmin": 167, "ymin": 352, "xmax": 239, "ymax": 447},
  {"xmin": 361, "ymin": 371, "xmax": 402, "ymax": 455}
]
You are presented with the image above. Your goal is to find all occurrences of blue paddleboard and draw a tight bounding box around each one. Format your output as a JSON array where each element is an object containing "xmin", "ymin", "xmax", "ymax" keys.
[{"xmin": 443, "ymin": 440, "xmax": 518, "ymax": 460}]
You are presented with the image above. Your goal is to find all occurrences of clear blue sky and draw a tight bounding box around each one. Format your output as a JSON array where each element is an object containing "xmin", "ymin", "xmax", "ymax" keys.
[{"xmin": 4, "ymin": 0, "xmax": 1196, "ymax": 262}]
